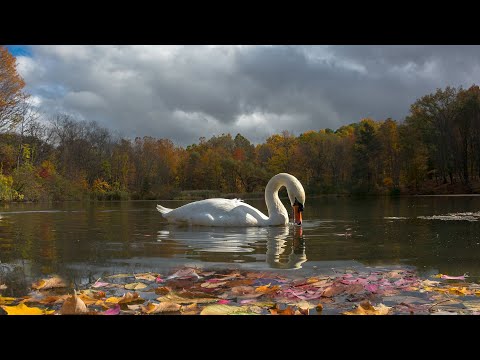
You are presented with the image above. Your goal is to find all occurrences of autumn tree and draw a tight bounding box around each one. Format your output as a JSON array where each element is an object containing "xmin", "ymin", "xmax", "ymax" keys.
[{"xmin": 0, "ymin": 46, "xmax": 26, "ymax": 132}]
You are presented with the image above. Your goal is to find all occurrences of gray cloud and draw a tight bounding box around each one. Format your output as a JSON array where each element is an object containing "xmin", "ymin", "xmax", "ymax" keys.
[{"xmin": 15, "ymin": 45, "xmax": 480, "ymax": 146}]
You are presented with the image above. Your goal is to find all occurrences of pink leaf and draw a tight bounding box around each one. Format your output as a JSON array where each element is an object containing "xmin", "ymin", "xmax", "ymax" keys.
[
  {"xmin": 156, "ymin": 277, "xmax": 164, "ymax": 283},
  {"xmin": 440, "ymin": 274, "xmax": 467, "ymax": 280},
  {"xmin": 218, "ymin": 299, "xmax": 230, "ymax": 304},
  {"xmin": 92, "ymin": 281, "xmax": 110, "ymax": 288},
  {"xmin": 102, "ymin": 304, "xmax": 120, "ymax": 315},
  {"xmin": 166, "ymin": 268, "xmax": 201, "ymax": 280},
  {"xmin": 365, "ymin": 284, "xmax": 378, "ymax": 293}
]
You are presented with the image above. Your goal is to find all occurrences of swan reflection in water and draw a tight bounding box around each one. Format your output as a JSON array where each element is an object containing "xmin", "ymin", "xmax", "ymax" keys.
[{"xmin": 156, "ymin": 225, "xmax": 306, "ymax": 269}]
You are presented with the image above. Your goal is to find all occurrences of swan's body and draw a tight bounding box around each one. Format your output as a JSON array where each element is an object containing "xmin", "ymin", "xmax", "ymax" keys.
[{"xmin": 156, "ymin": 173, "xmax": 305, "ymax": 227}]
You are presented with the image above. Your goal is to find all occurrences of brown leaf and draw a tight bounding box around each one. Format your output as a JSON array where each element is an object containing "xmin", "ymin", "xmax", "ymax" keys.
[
  {"xmin": 156, "ymin": 293, "xmax": 217, "ymax": 304},
  {"xmin": 231, "ymin": 286, "xmax": 255, "ymax": 295},
  {"xmin": 181, "ymin": 303, "xmax": 199, "ymax": 315},
  {"xmin": 322, "ymin": 285, "xmax": 345, "ymax": 297},
  {"xmin": 316, "ymin": 303, "xmax": 323, "ymax": 312},
  {"xmin": 23, "ymin": 295, "xmax": 69, "ymax": 305},
  {"xmin": 343, "ymin": 300, "xmax": 391, "ymax": 315},
  {"xmin": 32, "ymin": 276, "xmax": 67, "ymax": 290},
  {"xmin": 60, "ymin": 291, "xmax": 88, "ymax": 315},
  {"xmin": 200, "ymin": 281, "xmax": 227, "ymax": 289},
  {"xmin": 225, "ymin": 279, "xmax": 255, "ymax": 287},
  {"xmin": 142, "ymin": 302, "xmax": 181, "ymax": 314},
  {"xmin": 105, "ymin": 292, "xmax": 144, "ymax": 304},
  {"xmin": 345, "ymin": 284, "xmax": 365, "ymax": 295},
  {"xmin": 155, "ymin": 286, "xmax": 172, "ymax": 295}
]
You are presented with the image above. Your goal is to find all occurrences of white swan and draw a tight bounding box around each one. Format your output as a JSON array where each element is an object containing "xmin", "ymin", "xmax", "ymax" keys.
[{"xmin": 156, "ymin": 173, "xmax": 305, "ymax": 226}]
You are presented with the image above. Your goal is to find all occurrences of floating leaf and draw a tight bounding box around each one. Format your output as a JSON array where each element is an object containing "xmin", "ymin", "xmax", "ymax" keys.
[
  {"xmin": 345, "ymin": 284, "xmax": 364, "ymax": 295},
  {"xmin": 448, "ymin": 287, "xmax": 471, "ymax": 296},
  {"xmin": 78, "ymin": 293, "xmax": 99, "ymax": 305},
  {"xmin": 105, "ymin": 292, "xmax": 144, "ymax": 304},
  {"xmin": 435, "ymin": 274, "xmax": 468, "ymax": 280},
  {"xmin": 181, "ymin": 303, "xmax": 199, "ymax": 315},
  {"xmin": 60, "ymin": 291, "xmax": 88, "ymax": 315},
  {"xmin": 0, "ymin": 284, "xmax": 7, "ymax": 290},
  {"xmin": 343, "ymin": 301, "xmax": 391, "ymax": 315},
  {"xmin": 32, "ymin": 276, "xmax": 67, "ymax": 290},
  {"xmin": 102, "ymin": 304, "xmax": 120, "ymax": 315},
  {"xmin": 201, "ymin": 281, "xmax": 227, "ymax": 289},
  {"xmin": 0, "ymin": 296, "xmax": 16, "ymax": 305},
  {"xmin": 92, "ymin": 280, "xmax": 110, "ymax": 288},
  {"xmin": 270, "ymin": 306, "xmax": 295, "ymax": 315},
  {"xmin": 322, "ymin": 285, "xmax": 345, "ymax": 297},
  {"xmin": 155, "ymin": 286, "xmax": 171, "ymax": 295},
  {"xmin": 200, "ymin": 304, "xmax": 253, "ymax": 315},
  {"xmin": 156, "ymin": 293, "xmax": 217, "ymax": 304},
  {"xmin": 1, "ymin": 303, "xmax": 55, "ymax": 315},
  {"xmin": 166, "ymin": 268, "xmax": 200, "ymax": 280},
  {"xmin": 142, "ymin": 302, "xmax": 181, "ymax": 314},
  {"xmin": 124, "ymin": 282, "xmax": 147, "ymax": 290},
  {"xmin": 218, "ymin": 299, "xmax": 230, "ymax": 305},
  {"xmin": 231, "ymin": 286, "xmax": 256, "ymax": 296},
  {"xmin": 134, "ymin": 273, "xmax": 157, "ymax": 282}
]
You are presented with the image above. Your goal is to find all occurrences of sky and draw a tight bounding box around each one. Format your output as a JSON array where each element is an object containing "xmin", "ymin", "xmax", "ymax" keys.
[{"xmin": 8, "ymin": 45, "xmax": 480, "ymax": 146}]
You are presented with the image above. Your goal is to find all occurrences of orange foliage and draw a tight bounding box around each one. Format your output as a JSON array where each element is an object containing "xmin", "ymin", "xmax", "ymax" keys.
[{"xmin": 0, "ymin": 46, "xmax": 26, "ymax": 130}]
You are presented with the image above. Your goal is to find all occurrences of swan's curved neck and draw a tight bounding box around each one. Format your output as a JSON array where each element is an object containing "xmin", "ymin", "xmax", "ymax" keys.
[{"xmin": 264, "ymin": 174, "xmax": 291, "ymax": 225}]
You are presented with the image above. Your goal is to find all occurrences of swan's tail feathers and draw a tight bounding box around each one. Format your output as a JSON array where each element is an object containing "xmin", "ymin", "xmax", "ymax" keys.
[{"xmin": 156, "ymin": 204, "xmax": 173, "ymax": 215}]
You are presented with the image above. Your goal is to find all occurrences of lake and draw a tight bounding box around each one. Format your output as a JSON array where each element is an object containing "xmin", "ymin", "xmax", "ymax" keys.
[{"xmin": 1, "ymin": 196, "xmax": 480, "ymax": 294}]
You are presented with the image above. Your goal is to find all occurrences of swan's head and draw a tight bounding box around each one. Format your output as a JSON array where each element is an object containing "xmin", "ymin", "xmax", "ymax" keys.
[{"xmin": 285, "ymin": 174, "xmax": 305, "ymax": 225}]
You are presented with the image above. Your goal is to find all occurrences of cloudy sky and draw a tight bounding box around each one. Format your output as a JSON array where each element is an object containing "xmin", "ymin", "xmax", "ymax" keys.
[{"xmin": 8, "ymin": 45, "xmax": 480, "ymax": 146}]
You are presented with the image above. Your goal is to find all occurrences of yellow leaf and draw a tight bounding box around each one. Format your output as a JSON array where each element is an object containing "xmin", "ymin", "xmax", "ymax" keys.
[
  {"xmin": 448, "ymin": 287, "xmax": 471, "ymax": 296},
  {"xmin": 343, "ymin": 301, "xmax": 391, "ymax": 315},
  {"xmin": 105, "ymin": 292, "xmax": 144, "ymax": 304},
  {"xmin": 60, "ymin": 291, "xmax": 88, "ymax": 315},
  {"xmin": 124, "ymin": 282, "xmax": 147, "ymax": 290},
  {"xmin": 77, "ymin": 293, "xmax": 99, "ymax": 305},
  {"xmin": 32, "ymin": 276, "xmax": 67, "ymax": 290},
  {"xmin": 0, "ymin": 296, "xmax": 16, "ymax": 305},
  {"xmin": 105, "ymin": 296, "xmax": 123, "ymax": 304},
  {"xmin": 1, "ymin": 303, "xmax": 55, "ymax": 315},
  {"xmin": 200, "ymin": 304, "xmax": 253, "ymax": 315},
  {"xmin": 134, "ymin": 273, "xmax": 157, "ymax": 282},
  {"xmin": 156, "ymin": 293, "xmax": 217, "ymax": 304}
]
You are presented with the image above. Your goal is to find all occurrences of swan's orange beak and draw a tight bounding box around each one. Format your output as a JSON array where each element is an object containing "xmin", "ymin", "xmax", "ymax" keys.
[{"xmin": 293, "ymin": 204, "xmax": 302, "ymax": 225}]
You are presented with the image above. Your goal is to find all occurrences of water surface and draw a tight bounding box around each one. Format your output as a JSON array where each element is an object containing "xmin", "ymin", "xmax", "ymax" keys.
[{"xmin": 1, "ymin": 196, "xmax": 480, "ymax": 293}]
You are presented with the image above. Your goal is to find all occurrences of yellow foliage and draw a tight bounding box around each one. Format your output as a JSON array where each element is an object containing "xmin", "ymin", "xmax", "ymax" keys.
[{"xmin": 92, "ymin": 178, "xmax": 111, "ymax": 193}]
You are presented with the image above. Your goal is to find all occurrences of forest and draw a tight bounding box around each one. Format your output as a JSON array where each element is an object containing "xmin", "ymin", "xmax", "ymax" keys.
[{"xmin": 1, "ymin": 46, "xmax": 480, "ymax": 202}]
